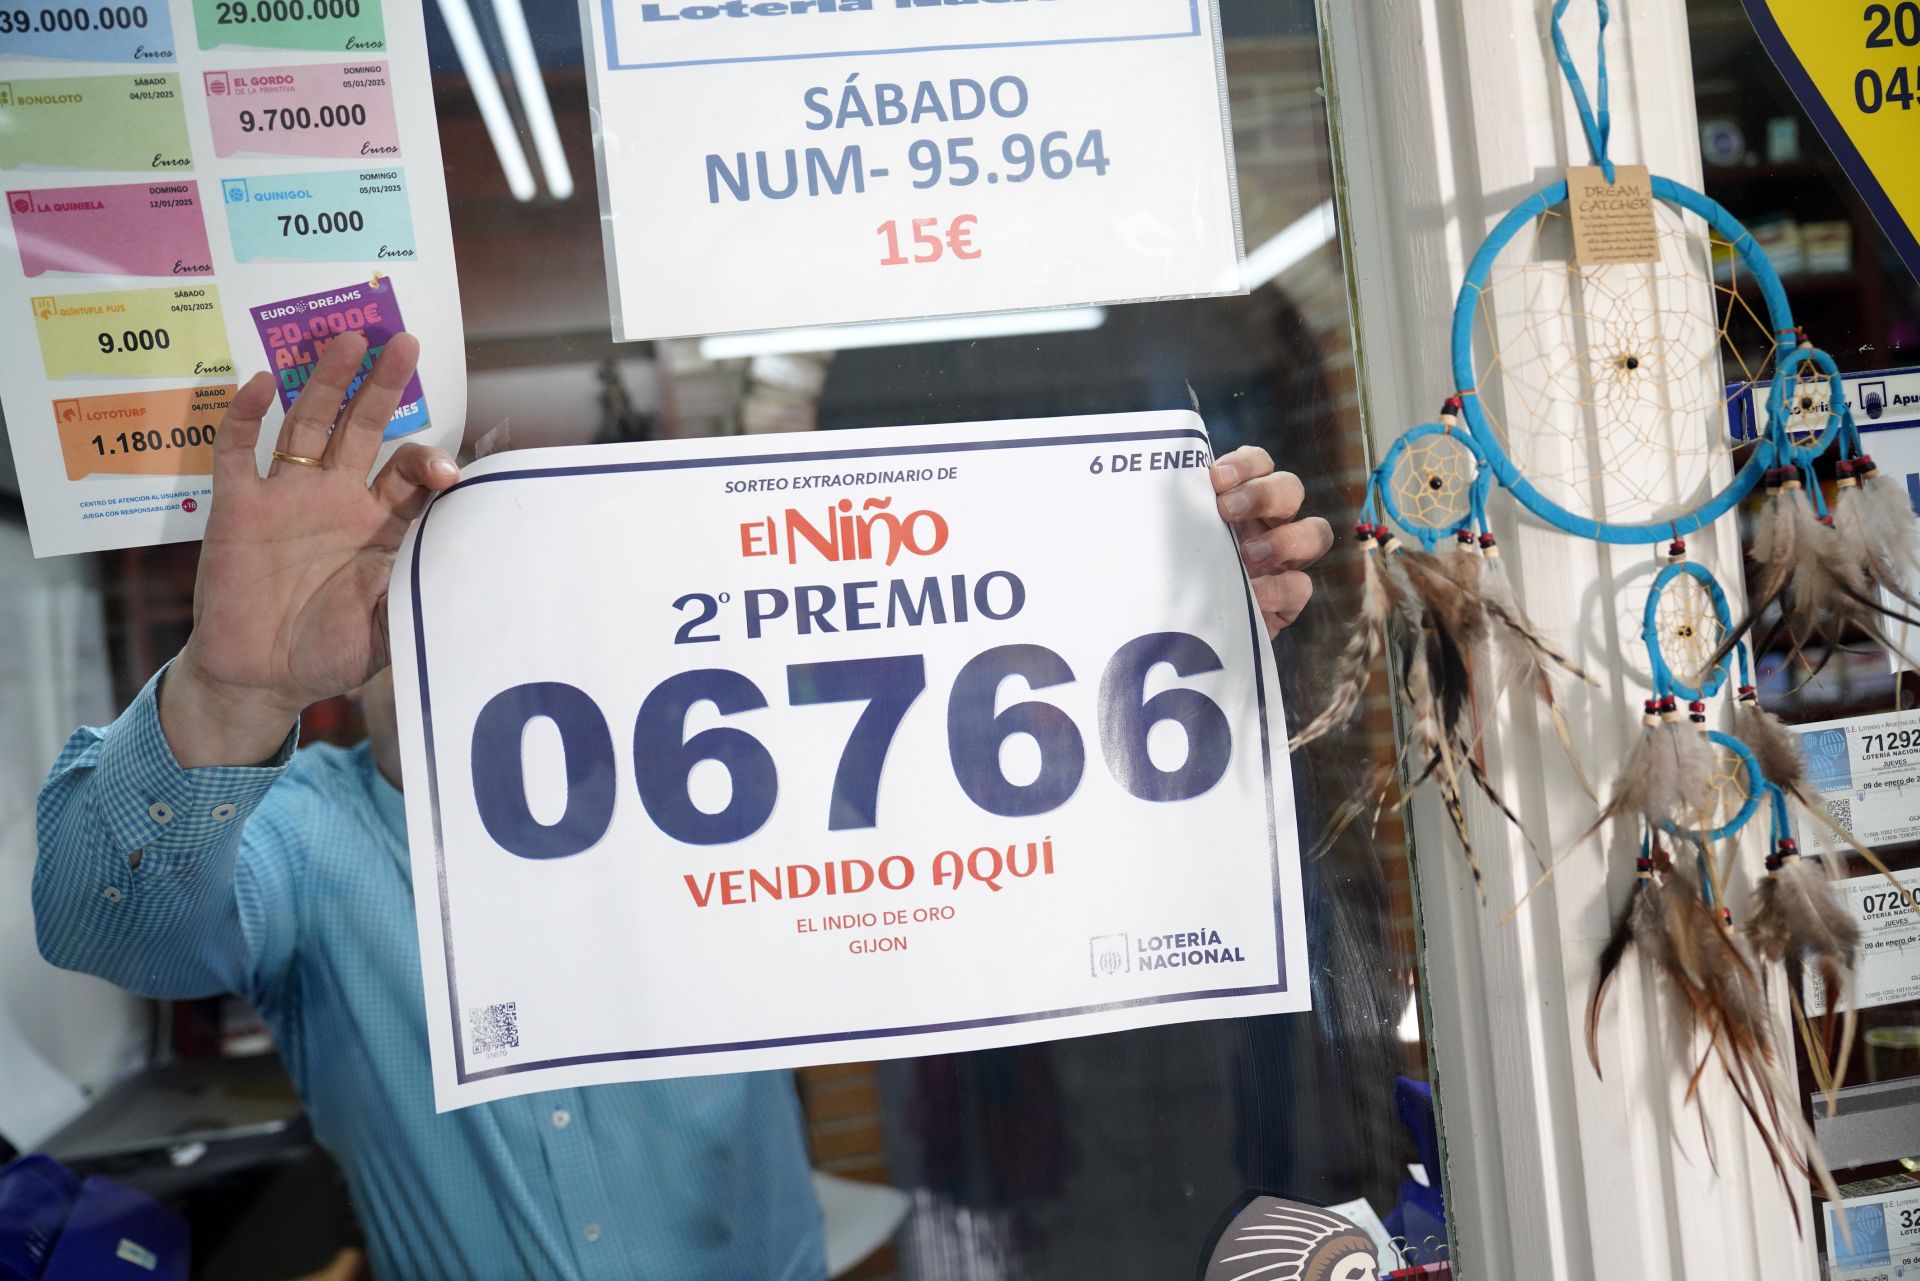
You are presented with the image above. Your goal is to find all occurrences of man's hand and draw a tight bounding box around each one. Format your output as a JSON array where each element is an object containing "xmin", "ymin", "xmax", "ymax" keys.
[
  {"xmin": 1212, "ymin": 445, "xmax": 1333, "ymax": 639},
  {"xmin": 160, "ymin": 332, "xmax": 459, "ymax": 767}
]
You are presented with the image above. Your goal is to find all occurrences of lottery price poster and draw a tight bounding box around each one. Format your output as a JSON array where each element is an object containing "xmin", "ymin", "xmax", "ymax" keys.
[
  {"xmin": 1826, "ymin": 1180, "xmax": 1920, "ymax": 1281},
  {"xmin": 578, "ymin": 0, "xmax": 1244, "ymax": 341},
  {"xmin": 0, "ymin": 0, "xmax": 465, "ymax": 556},
  {"xmin": 390, "ymin": 412, "xmax": 1310, "ymax": 1109}
]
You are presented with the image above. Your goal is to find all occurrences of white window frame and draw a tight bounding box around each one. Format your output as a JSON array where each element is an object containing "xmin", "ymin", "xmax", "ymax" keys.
[{"xmin": 1319, "ymin": 2, "xmax": 1820, "ymax": 1277}]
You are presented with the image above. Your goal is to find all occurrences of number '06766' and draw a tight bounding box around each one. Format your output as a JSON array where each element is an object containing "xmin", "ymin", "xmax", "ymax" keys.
[{"xmin": 466, "ymin": 632, "xmax": 1235, "ymax": 858}]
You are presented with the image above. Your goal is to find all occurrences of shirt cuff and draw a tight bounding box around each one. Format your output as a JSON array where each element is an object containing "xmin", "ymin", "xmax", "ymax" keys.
[{"xmin": 89, "ymin": 663, "xmax": 299, "ymax": 855}]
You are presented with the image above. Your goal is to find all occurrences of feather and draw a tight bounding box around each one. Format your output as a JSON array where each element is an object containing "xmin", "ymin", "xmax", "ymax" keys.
[
  {"xmin": 1750, "ymin": 485, "xmax": 1784, "ymax": 564},
  {"xmin": 1773, "ymin": 490, "xmax": 1920, "ymax": 651},
  {"xmin": 1791, "ymin": 795, "xmax": 1920, "ymax": 923},
  {"xmin": 1291, "ymin": 527, "xmax": 1391, "ymax": 751},
  {"xmin": 1587, "ymin": 873, "xmax": 1646, "ymax": 1076},
  {"xmin": 1712, "ymin": 470, "xmax": 1920, "ymax": 695},
  {"xmin": 1398, "ymin": 544, "xmax": 1490, "ymax": 655},
  {"xmin": 1706, "ymin": 475, "xmax": 1800, "ymax": 675},
  {"xmin": 1569, "ymin": 707, "xmax": 1659, "ymax": 849},
  {"xmin": 1846, "ymin": 459, "xmax": 1920, "ymax": 605},
  {"xmin": 1478, "ymin": 540, "xmax": 1598, "ymax": 801},
  {"xmin": 1747, "ymin": 850, "xmax": 1861, "ymax": 1111},
  {"xmin": 1586, "ymin": 839, "xmax": 1844, "ymax": 1224},
  {"xmin": 1478, "ymin": 545, "xmax": 1595, "ymax": 685},
  {"xmin": 1580, "ymin": 706, "xmax": 1714, "ymax": 846},
  {"xmin": 1746, "ymin": 854, "xmax": 1859, "ymax": 969},
  {"xmin": 1862, "ymin": 461, "xmax": 1920, "ymax": 574},
  {"xmin": 1733, "ymin": 695, "xmax": 1808, "ymax": 797}
]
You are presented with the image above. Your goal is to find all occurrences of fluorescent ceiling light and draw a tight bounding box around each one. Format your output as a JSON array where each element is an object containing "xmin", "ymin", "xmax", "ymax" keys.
[
  {"xmin": 434, "ymin": 0, "xmax": 537, "ymax": 202},
  {"xmin": 1397, "ymin": 990, "xmax": 1421, "ymax": 1044},
  {"xmin": 699, "ymin": 307, "xmax": 1109, "ymax": 360},
  {"xmin": 1244, "ymin": 198, "xmax": 1338, "ymax": 291},
  {"xmin": 490, "ymin": 0, "xmax": 574, "ymax": 200}
]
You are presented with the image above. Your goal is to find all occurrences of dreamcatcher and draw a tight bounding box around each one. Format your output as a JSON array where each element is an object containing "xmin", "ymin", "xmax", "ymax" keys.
[{"xmin": 1291, "ymin": 0, "xmax": 1920, "ymax": 1209}]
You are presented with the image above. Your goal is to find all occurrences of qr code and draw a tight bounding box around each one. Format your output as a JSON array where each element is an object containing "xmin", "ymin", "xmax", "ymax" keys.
[
  {"xmin": 1826, "ymin": 798, "xmax": 1854, "ymax": 833},
  {"xmin": 468, "ymin": 1002, "xmax": 518, "ymax": 1056}
]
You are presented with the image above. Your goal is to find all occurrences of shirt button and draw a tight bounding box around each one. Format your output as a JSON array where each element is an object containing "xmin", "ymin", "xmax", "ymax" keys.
[
  {"xmin": 550, "ymin": 1109, "xmax": 571, "ymax": 1129},
  {"xmin": 210, "ymin": 803, "xmax": 237, "ymax": 822},
  {"xmin": 582, "ymin": 1223, "xmax": 600, "ymax": 1244},
  {"xmin": 147, "ymin": 801, "xmax": 173, "ymax": 824},
  {"xmin": 102, "ymin": 885, "xmax": 124, "ymax": 903}
]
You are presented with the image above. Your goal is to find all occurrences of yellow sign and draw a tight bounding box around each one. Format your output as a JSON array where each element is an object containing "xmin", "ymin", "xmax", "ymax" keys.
[
  {"xmin": 1744, "ymin": 0, "xmax": 1920, "ymax": 281},
  {"xmin": 30, "ymin": 286, "xmax": 234, "ymax": 382}
]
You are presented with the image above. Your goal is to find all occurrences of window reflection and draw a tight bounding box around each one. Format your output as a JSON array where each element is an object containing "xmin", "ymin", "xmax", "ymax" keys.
[{"xmin": 0, "ymin": 1, "xmax": 1438, "ymax": 1277}]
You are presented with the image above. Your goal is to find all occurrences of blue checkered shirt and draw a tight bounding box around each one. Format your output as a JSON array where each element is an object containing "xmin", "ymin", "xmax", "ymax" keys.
[{"xmin": 33, "ymin": 670, "xmax": 827, "ymax": 1281}]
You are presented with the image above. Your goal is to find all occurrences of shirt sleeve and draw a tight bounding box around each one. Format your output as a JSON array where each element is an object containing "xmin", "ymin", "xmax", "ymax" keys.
[{"xmin": 32, "ymin": 664, "xmax": 303, "ymax": 1005}]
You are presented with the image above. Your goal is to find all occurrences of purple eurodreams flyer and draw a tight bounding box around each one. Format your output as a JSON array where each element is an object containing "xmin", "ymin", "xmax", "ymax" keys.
[{"xmin": 250, "ymin": 276, "xmax": 430, "ymax": 440}]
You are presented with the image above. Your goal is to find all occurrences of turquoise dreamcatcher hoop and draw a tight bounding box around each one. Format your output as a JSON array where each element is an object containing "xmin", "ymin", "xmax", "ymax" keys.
[
  {"xmin": 1366, "ymin": 420, "xmax": 1492, "ymax": 552},
  {"xmin": 1638, "ymin": 559, "xmax": 1762, "ymax": 846}
]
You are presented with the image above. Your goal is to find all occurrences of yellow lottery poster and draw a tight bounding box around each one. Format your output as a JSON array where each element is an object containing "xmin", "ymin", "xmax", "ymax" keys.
[{"xmin": 1744, "ymin": 0, "xmax": 1920, "ymax": 281}]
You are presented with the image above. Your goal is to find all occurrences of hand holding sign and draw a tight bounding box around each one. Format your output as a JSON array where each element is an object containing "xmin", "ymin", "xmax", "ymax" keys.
[
  {"xmin": 392, "ymin": 413, "xmax": 1315, "ymax": 1109},
  {"xmin": 160, "ymin": 331, "xmax": 457, "ymax": 767},
  {"xmin": 1210, "ymin": 446, "xmax": 1332, "ymax": 637}
]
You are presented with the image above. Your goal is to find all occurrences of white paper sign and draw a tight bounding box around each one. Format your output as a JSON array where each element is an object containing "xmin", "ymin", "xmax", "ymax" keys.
[
  {"xmin": 1793, "ymin": 711, "xmax": 1920, "ymax": 856},
  {"xmin": 391, "ymin": 412, "xmax": 1307, "ymax": 1110},
  {"xmin": 578, "ymin": 0, "xmax": 1244, "ymax": 341},
  {"xmin": 0, "ymin": 0, "xmax": 465, "ymax": 556},
  {"xmin": 1827, "ymin": 1181, "xmax": 1920, "ymax": 1281}
]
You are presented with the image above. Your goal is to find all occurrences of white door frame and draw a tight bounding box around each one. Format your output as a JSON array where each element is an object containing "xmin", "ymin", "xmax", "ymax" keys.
[{"xmin": 1318, "ymin": 2, "xmax": 1819, "ymax": 1277}]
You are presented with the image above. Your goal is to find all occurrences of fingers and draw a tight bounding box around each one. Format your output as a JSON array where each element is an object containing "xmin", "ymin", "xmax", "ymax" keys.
[
  {"xmin": 1252, "ymin": 570, "xmax": 1314, "ymax": 637},
  {"xmin": 1241, "ymin": 516, "xmax": 1333, "ymax": 572},
  {"xmin": 212, "ymin": 371, "xmax": 277, "ymax": 491},
  {"xmin": 325, "ymin": 333, "xmax": 420, "ymax": 476},
  {"xmin": 1218, "ymin": 470, "xmax": 1304, "ymax": 525},
  {"xmin": 1210, "ymin": 445, "xmax": 1274, "ymax": 493},
  {"xmin": 369, "ymin": 443, "xmax": 459, "ymax": 521},
  {"xmin": 273, "ymin": 331, "xmax": 368, "ymax": 469}
]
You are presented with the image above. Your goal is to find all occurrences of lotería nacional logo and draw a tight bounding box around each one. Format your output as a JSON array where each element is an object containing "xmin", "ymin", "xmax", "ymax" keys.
[
  {"xmin": 1201, "ymin": 1196, "xmax": 1379, "ymax": 1281},
  {"xmin": 739, "ymin": 495, "xmax": 948, "ymax": 566},
  {"xmin": 1089, "ymin": 933, "xmax": 1129, "ymax": 977}
]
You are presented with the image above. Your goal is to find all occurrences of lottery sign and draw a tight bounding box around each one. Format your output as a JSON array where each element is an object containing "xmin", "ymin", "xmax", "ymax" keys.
[
  {"xmin": 392, "ymin": 412, "xmax": 1309, "ymax": 1110},
  {"xmin": 0, "ymin": 0, "xmax": 462, "ymax": 556},
  {"xmin": 579, "ymin": 0, "xmax": 1244, "ymax": 340}
]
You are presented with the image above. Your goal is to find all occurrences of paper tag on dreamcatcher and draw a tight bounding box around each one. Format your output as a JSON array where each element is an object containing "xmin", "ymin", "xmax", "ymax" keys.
[{"xmin": 1566, "ymin": 165, "xmax": 1659, "ymax": 265}]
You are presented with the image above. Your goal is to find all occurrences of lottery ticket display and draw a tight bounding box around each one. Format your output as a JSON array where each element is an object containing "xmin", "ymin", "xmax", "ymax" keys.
[{"xmin": 0, "ymin": 0, "xmax": 465, "ymax": 556}]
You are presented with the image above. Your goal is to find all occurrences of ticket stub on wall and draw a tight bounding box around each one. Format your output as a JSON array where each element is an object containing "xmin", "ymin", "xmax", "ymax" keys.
[
  {"xmin": 391, "ymin": 412, "xmax": 1307, "ymax": 1109},
  {"xmin": 1792, "ymin": 711, "xmax": 1920, "ymax": 855},
  {"xmin": 0, "ymin": 3, "xmax": 465, "ymax": 556},
  {"xmin": 578, "ymin": 0, "xmax": 1244, "ymax": 341}
]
